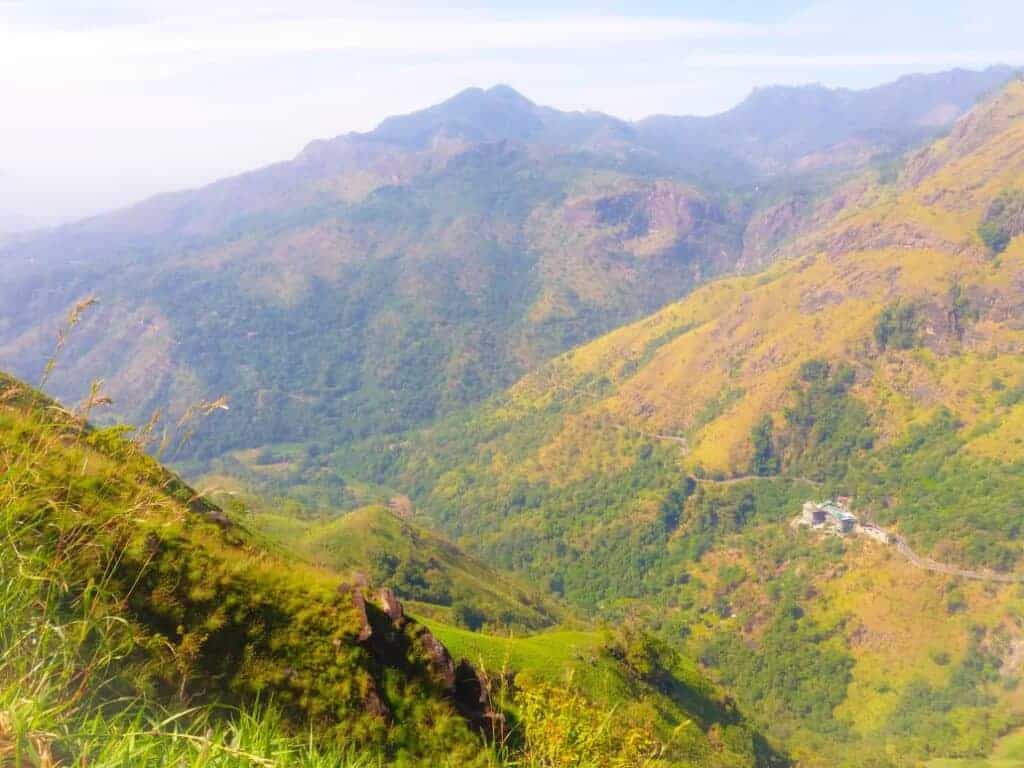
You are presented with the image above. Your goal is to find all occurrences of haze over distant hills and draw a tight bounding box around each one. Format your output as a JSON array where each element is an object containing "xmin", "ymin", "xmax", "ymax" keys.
[
  {"xmin": 1, "ymin": 66, "xmax": 1017, "ymax": 480},
  {"xmin": 0, "ymin": 173, "xmax": 59, "ymax": 235}
]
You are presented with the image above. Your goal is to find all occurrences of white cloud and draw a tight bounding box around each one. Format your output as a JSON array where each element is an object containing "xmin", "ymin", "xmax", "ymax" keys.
[{"xmin": 4, "ymin": 13, "xmax": 759, "ymax": 68}]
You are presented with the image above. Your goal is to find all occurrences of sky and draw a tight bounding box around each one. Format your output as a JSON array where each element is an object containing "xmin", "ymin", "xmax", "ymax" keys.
[{"xmin": 1, "ymin": 0, "xmax": 1023, "ymax": 226}]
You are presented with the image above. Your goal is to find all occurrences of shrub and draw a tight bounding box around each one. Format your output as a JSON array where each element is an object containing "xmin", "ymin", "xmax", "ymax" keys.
[
  {"xmin": 874, "ymin": 302, "xmax": 919, "ymax": 351},
  {"xmin": 750, "ymin": 415, "xmax": 780, "ymax": 477},
  {"xmin": 512, "ymin": 675, "xmax": 665, "ymax": 768},
  {"xmin": 978, "ymin": 220, "xmax": 1011, "ymax": 254},
  {"xmin": 977, "ymin": 189, "xmax": 1024, "ymax": 255},
  {"xmin": 453, "ymin": 602, "xmax": 487, "ymax": 631}
]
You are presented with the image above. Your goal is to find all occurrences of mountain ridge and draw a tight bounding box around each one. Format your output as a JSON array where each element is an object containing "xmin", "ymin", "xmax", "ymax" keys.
[
  {"xmin": 0, "ymin": 66, "xmax": 1019, "ymax": 505},
  {"xmin": 9, "ymin": 66, "xmax": 1017, "ymax": 246}
]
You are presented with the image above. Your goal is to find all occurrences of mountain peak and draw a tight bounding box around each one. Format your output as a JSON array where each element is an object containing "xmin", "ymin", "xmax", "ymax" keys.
[
  {"xmin": 445, "ymin": 84, "xmax": 534, "ymax": 105},
  {"xmin": 483, "ymin": 83, "xmax": 535, "ymax": 104},
  {"xmin": 369, "ymin": 84, "xmax": 543, "ymax": 148}
]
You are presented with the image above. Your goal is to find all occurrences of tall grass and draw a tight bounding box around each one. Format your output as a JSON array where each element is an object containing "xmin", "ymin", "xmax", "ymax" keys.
[
  {"xmin": 0, "ymin": 308, "xmax": 386, "ymax": 767},
  {"xmin": 0, "ymin": 306, "xmax": 679, "ymax": 767},
  {"xmin": 0, "ymin": 380, "xmax": 382, "ymax": 767}
]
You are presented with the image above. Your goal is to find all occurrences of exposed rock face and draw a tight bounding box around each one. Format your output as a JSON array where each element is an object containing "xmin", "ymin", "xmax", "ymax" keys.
[
  {"xmin": 378, "ymin": 587, "xmax": 405, "ymax": 627},
  {"xmin": 568, "ymin": 182, "xmax": 731, "ymax": 258},
  {"xmin": 387, "ymin": 495, "xmax": 415, "ymax": 520},
  {"xmin": 740, "ymin": 195, "xmax": 811, "ymax": 270},
  {"xmin": 364, "ymin": 687, "xmax": 391, "ymax": 719},
  {"xmin": 341, "ymin": 583, "xmax": 501, "ymax": 734},
  {"xmin": 350, "ymin": 590, "xmax": 374, "ymax": 643},
  {"xmin": 202, "ymin": 506, "xmax": 234, "ymax": 529},
  {"xmin": 453, "ymin": 659, "xmax": 505, "ymax": 737},
  {"xmin": 419, "ymin": 628, "xmax": 457, "ymax": 692},
  {"xmin": 823, "ymin": 220, "xmax": 956, "ymax": 258}
]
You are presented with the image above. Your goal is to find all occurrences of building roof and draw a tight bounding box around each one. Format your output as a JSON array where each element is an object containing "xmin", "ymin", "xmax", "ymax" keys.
[{"xmin": 821, "ymin": 502, "xmax": 856, "ymax": 521}]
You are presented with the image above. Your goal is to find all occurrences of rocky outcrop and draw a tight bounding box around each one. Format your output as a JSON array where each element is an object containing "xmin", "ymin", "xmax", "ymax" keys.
[
  {"xmin": 420, "ymin": 628, "xmax": 458, "ymax": 691},
  {"xmin": 740, "ymin": 195, "xmax": 812, "ymax": 270},
  {"xmin": 349, "ymin": 590, "xmax": 374, "ymax": 643},
  {"xmin": 453, "ymin": 659, "xmax": 505, "ymax": 736},
  {"xmin": 340, "ymin": 582, "xmax": 502, "ymax": 735},
  {"xmin": 378, "ymin": 587, "xmax": 405, "ymax": 627}
]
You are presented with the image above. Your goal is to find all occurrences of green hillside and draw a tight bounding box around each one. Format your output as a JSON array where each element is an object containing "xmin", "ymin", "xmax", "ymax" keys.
[
  {"xmin": 331, "ymin": 79, "xmax": 1024, "ymax": 766},
  {"xmin": 424, "ymin": 622, "xmax": 781, "ymax": 767},
  {"xmin": 0, "ymin": 369, "xmax": 777, "ymax": 767},
  {"xmin": 245, "ymin": 503, "xmax": 562, "ymax": 632},
  {"xmin": 0, "ymin": 371, "xmax": 496, "ymax": 766}
]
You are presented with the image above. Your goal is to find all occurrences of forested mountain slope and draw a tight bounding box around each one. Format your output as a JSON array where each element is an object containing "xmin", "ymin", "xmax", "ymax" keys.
[
  {"xmin": 334, "ymin": 78, "xmax": 1024, "ymax": 766},
  {"xmin": 0, "ymin": 68, "xmax": 1014, "ymax": 478}
]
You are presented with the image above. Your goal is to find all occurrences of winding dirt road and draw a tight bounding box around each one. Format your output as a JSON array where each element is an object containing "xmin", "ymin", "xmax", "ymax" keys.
[{"xmin": 892, "ymin": 535, "xmax": 1024, "ymax": 583}]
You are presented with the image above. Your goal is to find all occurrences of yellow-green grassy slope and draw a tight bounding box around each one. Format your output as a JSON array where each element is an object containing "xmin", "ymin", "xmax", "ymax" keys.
[
  {"xmin": 427, "ymin": 78, "xmax": 1024, "ymax": 481},
  {"xmin": 928, "ymin": 726, "xmax": 1024, "ymax": 767},
  {"xmin": 247, "ymin": 503, "xmax": 562, "ymax": 631},
  {"xmin": 239, "ymin": 498, "xmax": 778, "ymax": 765},
  {"xmin": 371, "ymin": 78, "xmax": 1024, "ymax": 569},
  {"xmin": 337, "ymin": 79, "xmax": 1024, "ymax": 766},
  {"xmin": 423, "ymin": 621, "xmax": 778, "ymax": 767},
  {"xmin": 0, "ymin": 371, "xmax": 494, "ymax": 766}
]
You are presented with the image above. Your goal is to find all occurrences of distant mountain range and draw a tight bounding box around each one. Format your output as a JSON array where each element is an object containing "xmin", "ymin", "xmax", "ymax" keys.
[{"xmin": 0, "ymin": 66, "xmax": 1017, "ymax": 475}]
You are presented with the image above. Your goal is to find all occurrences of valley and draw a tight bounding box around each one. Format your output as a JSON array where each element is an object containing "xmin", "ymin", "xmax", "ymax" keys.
[{"xmin": 325, "ymin": 77, "xmax": 1024, "ymax": 765}]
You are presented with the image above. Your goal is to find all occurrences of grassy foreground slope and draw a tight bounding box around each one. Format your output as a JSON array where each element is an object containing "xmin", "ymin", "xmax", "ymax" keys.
[
  {"xmin": 0, "ymin": 370, "xmax": 496, "ymax": 766},
  {"xmin": 336, "ymin": 79, "xmax": 1024, "ymax": 765},
  {"xmin": 423, "ymin": 621, "xmax": 780, "ymax": 767},
  {"xmin": 0, "ymin": 369, "xmax": 777, "ymax": 767}
]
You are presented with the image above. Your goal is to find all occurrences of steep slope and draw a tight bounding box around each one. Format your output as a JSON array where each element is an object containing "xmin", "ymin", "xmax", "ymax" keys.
[
  {"xmin": 0, "ymin": 370, "xmax": 503, "ymax": 765},
  {"xmin": 337, "ymin": 78, "xmax": 1024, "ymax": 766},
  {"xmin": 0, "ymin": 70, "xmax": 1014, "ymax": 481},
  {"xmin": 426, "ymin": 621, "xmax": 783, "ymax": 767},
  {"xmin": 0, "ymin": 369, "xmax": 776, "ymax": 768}
]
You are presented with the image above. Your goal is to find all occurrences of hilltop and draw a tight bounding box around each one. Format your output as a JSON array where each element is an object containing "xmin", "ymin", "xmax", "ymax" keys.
[
  {"xmin": 332, "ymin": 78, "xmax": 1024, "ymax": 765},
  {"xmin": 244, "ymin": 502, "xmax": 563, "ymax": 632}
]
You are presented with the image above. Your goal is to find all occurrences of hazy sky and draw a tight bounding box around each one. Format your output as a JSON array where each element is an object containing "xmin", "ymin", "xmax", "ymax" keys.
[{"xmin": 2, "ymin": 0, "xmax": 1022, "ymax": 224}]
